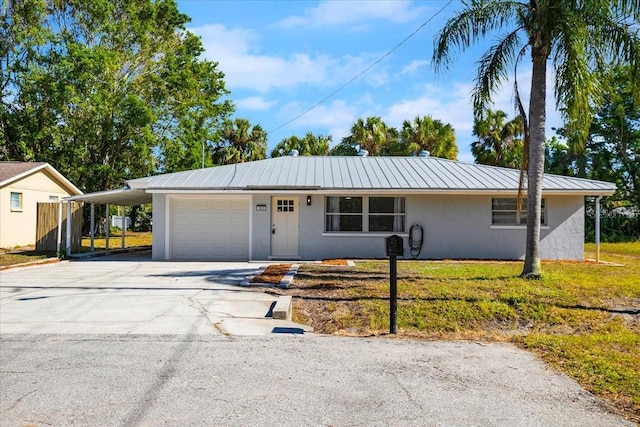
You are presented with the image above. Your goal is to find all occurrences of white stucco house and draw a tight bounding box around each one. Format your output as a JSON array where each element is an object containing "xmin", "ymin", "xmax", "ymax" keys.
[
  {"xmin": 0, "ymin": 162, "xmax": 82, "ymax": 248},
  {"xmin": 66, "ymin": 155, "xmax": 615, "ymax": 261}
]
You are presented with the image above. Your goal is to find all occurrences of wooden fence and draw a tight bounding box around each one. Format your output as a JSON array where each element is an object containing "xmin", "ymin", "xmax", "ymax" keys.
[{"xmin": 36, "ymin": 202, "xmax": 83, "ymax": 252}]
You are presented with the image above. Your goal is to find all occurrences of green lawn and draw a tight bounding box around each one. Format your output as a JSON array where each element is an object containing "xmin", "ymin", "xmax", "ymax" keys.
[
  {"xmin": 291, "ymin": 243, "xmax": 640, "ymax": 423},
  {"xmin": 80, "ymin": 231, "xmax": 152, "ymax": 252}
]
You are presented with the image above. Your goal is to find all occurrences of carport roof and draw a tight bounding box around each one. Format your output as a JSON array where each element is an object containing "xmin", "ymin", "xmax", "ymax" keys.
[{"xmin": 64, "ymin": 187, "xmax": 151, "ymax": 206}]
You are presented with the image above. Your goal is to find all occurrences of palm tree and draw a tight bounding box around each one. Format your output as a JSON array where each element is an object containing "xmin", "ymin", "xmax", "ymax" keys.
[
  {"xmin": 349, "ymin": 117, "xmax": 396, "ymax": 156},
  {"xmin": 471, "ymin": 109, "xmax": 524, "ymax": 168},
  {"xmin": 271, "ymin": 132, "xmax": 331, "ymax": 157},
  {"xmin": 399, "ymin": 115, "xmax": 458, "ymax": 159},
  {"xmin": 213, "ymin": 118, "xmax": 266, "ymax": 165},
  {"xmin": 433, "ymin": 0, "xmax": 640, "ymax": 278}
]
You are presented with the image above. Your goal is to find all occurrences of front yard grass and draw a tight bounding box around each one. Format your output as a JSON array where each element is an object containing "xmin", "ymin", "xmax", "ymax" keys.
[
  {"xmin": 287, "ymin": 243, "xmax": 640, "ymax": 423},
  {"xmin": 0, "ymin": 249, "xmax": 56, "ymax": 267}
]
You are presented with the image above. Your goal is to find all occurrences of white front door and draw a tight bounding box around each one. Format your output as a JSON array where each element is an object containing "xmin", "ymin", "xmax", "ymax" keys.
[{"xmin": 271, "ymin": 197, "xmax": 299, "ymax": 257}]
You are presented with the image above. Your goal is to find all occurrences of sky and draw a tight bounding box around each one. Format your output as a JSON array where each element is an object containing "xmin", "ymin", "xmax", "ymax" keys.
[{"xmin": 177, "ymin": 0, "xmax": 564, "ymax": 164}]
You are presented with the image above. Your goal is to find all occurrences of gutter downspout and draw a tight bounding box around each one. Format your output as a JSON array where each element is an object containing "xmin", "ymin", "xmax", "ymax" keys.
[{"xmin": 595, "ymin": 195, "xmax": 603, "ymax": 263}]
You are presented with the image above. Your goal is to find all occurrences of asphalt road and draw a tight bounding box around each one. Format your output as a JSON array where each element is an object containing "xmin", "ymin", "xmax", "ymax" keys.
[
  {"xmin": 0, "ymin": 255, "xmax": 632, "ymax": 426},
  {"xmin": 0, "ymin": 334, "xmax": 632, "ymax": 427}
]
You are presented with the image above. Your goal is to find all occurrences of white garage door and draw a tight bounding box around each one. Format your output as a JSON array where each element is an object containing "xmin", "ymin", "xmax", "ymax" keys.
[{"xmin": 170, "ymin": 198, "xmax": 250, "ymax": 260}]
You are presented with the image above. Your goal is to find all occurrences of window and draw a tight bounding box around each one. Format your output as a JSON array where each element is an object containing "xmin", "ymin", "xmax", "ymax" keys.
[
  {"xmin": 325, "ymin": 196, "xmax": 406, "ymax": 233},
  {"xmin": 492, "ymin": 198, "xmax": 546, "ymax": 226},
  {"xmin": 10, "ymin": 192, "xmax": 22, "ymax": 211},
  {"xmin": 277, "ymin": 199, "xmax": 295, "ymax": 212},
  {"xmin": 369, "ymin": 197, "xmax": 405, "ymax": 232},
  {"xmin": 49, "ymin": 196, "xmax": 58, "ymax": 202},
  {"xmin": 326, "ymin": 197, "xmax": 362, "ymax": 232}
]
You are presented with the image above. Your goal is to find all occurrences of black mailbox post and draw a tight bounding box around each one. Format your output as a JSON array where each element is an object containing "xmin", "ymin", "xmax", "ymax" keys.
[{"xmin": 385, "ymin": 235, "xmax": 403, "ymax": 334}]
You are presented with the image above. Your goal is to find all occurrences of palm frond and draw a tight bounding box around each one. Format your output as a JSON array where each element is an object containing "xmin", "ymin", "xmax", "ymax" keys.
[
  {"xmin": 432, "ymin": 0, "xmax": 527, "ymax": 72},
  {"xmin": 472, "ymin": 27, "xmax": 523, "ymax": 115}
]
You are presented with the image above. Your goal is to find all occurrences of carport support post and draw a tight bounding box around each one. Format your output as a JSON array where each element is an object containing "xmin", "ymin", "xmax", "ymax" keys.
[
  {"xmin": 390, "ymin": 255, "xmax": 398, "ymax": 334},
  {"xmin": 121, "ymin": 205, "xmax": 125, "ymax": 249},
  {"xmin": 595, "ymin": 195, "xmax": 602, "ymax": 263},
  {"xmin": 90, "ymin": 203, "xmax": 95, "ymax": 252},
  {"xmin": 105, "ymin": 204, "xmax": 110, "ymax": 252},
  {"xmin": 57, "ymin": 201, "xmax": 63, "ymax": 253},
  {"xmin": 66, "ymin": 201, "xmax": 72, "ymax": 256}
]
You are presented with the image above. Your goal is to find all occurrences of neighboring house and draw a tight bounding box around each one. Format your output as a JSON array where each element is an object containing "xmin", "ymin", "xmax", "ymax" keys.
[
  {"xmin": 0, "ymin": 162, "xmax": 82, "ymax": 248},
  {"xmin": 67, "ymin": 155, "xmax": 615, "ymax": 261}
]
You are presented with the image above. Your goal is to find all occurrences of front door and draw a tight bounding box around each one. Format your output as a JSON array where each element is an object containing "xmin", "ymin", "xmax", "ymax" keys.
[{"xmin": 271, "ymin": 197, "xmax": 299, "ymax": 258}]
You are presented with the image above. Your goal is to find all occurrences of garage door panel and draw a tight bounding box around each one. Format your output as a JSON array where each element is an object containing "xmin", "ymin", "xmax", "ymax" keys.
[{"xmin": 170, "ymin": 198, "xmax": 249, "ymax": 260}]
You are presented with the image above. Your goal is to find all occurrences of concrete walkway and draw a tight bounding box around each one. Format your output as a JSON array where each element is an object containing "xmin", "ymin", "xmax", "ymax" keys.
[{"xmin": 0, "ymin": 252, "xmax": 310, "ymax": 336}]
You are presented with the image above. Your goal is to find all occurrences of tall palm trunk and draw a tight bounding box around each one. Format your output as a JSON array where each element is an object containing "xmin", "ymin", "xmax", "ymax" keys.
[{"xmin": 522, "ymin": 55, "xmax": 547, "ymax": 278}]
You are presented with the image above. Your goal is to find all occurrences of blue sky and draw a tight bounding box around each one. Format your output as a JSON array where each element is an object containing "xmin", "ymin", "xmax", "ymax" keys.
[{"xmin": 177, "ymin": 0, "xmax": 563, "ymax": 163}]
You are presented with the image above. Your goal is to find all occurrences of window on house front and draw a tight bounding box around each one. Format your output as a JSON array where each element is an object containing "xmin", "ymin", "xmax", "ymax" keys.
[
  {"xmin": 10, "ymin": 192, "xmax": 22, "ymax": 211},
  {"xmin": 492, "ymin": 198, "xmax": 546, "ymax": 226},
  {"xmin": 369, "ymin": 197, "xmax": 405, "ymax": 232},
  {"xmin": 326, "ymin": 197, "xmax": 363, "ymax": 232},
  {"xmin": 325, "ymin": 196, "xmax": 406, "ymax": 232}
]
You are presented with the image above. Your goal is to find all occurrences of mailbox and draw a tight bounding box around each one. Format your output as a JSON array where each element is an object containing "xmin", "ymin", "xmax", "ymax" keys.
[{"xmin": 385, "ymin": 235, "xmax": 404, "ymax": 257}]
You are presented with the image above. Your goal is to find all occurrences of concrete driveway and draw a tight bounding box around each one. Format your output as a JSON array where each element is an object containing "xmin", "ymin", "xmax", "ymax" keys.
[{"xmin": 0, "ymin": 252, "xmax": 309, "ymax": 336}]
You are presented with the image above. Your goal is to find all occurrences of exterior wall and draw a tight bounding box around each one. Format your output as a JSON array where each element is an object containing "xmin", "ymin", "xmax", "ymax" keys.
[
  {"xmin": 0, "ymin": 171, "xmax": 74, "ymax": 248},
  {"xmin": 151, "ymin": 193, "xmax": 167, "ymax": 260},
  {"xmin": 151, "ymin": 191, "xmax": 585, "ymax": 261},
  {"xmin": 295, "ymin": 194, "xmax": 585, "ymax": 261}
]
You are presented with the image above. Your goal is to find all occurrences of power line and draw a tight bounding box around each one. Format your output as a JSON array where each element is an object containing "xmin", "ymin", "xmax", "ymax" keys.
[{"xmin": 267, "ymin": 0, "xmax": 454, "ymax": 135}]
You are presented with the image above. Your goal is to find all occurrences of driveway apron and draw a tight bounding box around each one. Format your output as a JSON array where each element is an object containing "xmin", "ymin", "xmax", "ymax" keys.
[{"xmin": 0, "ymin": 252, "xmax": 308, "ymax": 336}]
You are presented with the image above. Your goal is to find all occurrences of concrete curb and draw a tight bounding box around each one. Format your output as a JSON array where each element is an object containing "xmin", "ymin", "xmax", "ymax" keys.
[
  {"xmin": 277, "ymin": 263, "xmax": 299, "ymax": 288},
  {"xmin": 0, "ymin": 257, "xmax": 60, "ymax": 271}
]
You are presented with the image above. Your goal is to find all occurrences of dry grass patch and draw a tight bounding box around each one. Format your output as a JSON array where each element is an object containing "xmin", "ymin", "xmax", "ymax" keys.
[
  {"xmin": 251, "ymin": 264, "xmax": 291, "ymax": 284},
  {"xmin": 322, "ymin": 259, "xmax": 349, "ymax": 266}
]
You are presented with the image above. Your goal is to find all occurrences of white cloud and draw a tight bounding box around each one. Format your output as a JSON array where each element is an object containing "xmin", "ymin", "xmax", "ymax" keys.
[
  {"xmin": 276, "ymin": 1, "xmax": 426, "ymax": 29},
  {"xmin": 235, "ymin": 96, "xmax": 277, "ymax": 111},
  {"xmin": 277, "ymin": 100, "xmax": 358, "ymax": 142},
  {"xmin": 401, "ymin": 60, "xmax": 430, "ymax": 75},
  {"xmin": 189, "ymin": 23, "xmax": 389, "ymax": 93}
]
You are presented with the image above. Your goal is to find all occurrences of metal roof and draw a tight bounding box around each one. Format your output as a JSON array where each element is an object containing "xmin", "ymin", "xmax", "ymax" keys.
[{"xmin": 127, "ymin": 156, "xmax": 616, "ymax": 195}]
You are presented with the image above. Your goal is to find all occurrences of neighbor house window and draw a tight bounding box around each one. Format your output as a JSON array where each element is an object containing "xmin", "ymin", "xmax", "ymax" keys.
[
  {"xmin": 492, "ymin": 198, "xmax": 546, "ymax": 226},
  {"xmin": 325, "ymin": 196, "xmax": 406, "ymax": 232},
  {"xmin": 49, "ymin": 196, "xmax": 58, "ymax": 202},
  {"xmin": 10, "ymin": 192, "xmax": 22, "ymax": 211}
]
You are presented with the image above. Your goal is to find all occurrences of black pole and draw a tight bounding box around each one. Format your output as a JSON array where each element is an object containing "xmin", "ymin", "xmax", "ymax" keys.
[{"xmin": 390, "ymin": 255, "xmax": 397, "ymax": 334}]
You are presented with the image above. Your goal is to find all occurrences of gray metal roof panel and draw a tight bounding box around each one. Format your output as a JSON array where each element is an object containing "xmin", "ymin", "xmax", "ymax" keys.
[{"xmin": 131, "ymin": 156, "xmax": 615, "ymax": 194}]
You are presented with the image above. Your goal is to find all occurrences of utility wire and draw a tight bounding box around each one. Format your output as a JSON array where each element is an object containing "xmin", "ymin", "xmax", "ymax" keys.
[{"xmin": 267, "ymin": 0, "xmax": 454, "ymax": 135}]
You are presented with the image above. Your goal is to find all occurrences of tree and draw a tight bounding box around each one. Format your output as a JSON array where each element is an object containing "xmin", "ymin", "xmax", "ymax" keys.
[
  {"xmin": 1, "ymin": 0, "xmax": 233, "ymax": 190},
  {"xmin": 433, "ymin": 0, "xmax": 640, "ymax": 278},
  {"xmin": 471, "ymin": 109, "xmax": 523, "ymax": 168},
  {"xmin": 396, "ymin": 115, "xmax": 458, "ymax": 159},
  {"xmin": 271, "ymin": 132, "xmax": 331, "ymax": 157},
  {"xmin": 590, "ymin": 66, "xmax": 640, "ymax": 209},
  {"xmin": 332, "ymin": 117, "xmax": 397, "ymax": 156},
  {"xmin": 213, "ymin": 118, "xmax": 266, "ymax": 165}
]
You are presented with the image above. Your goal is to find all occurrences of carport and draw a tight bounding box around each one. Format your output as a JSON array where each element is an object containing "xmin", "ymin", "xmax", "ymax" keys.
[{"xmin": 62, "ymin": 187, "xmax": 151, "ymax": 256}]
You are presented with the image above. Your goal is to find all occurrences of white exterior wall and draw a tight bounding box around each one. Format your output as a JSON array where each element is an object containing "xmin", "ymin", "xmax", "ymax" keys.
[
  {"xmin": 151, "ymin": 192, "xmax": 585, "ymax": 261},
  {"xmin": 0, "ymin": 172, "xmax": 74, "ymax": 248}
]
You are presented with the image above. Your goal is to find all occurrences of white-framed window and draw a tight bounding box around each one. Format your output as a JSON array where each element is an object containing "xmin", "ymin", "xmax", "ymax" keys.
[
  {"xmin": 325, "ymin": 196, "xmax": 406, "ymax": 232},
  {"xmin": 492, "ymin": 198, "xmax": 546, "ymax": 226},
  {"xmin": 10, "ymin": 192, "xmax": 22, "ymax": 211},
  {"xmin": 49, "ymin": 196, "xmax": 58, "ymax": 202}
]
